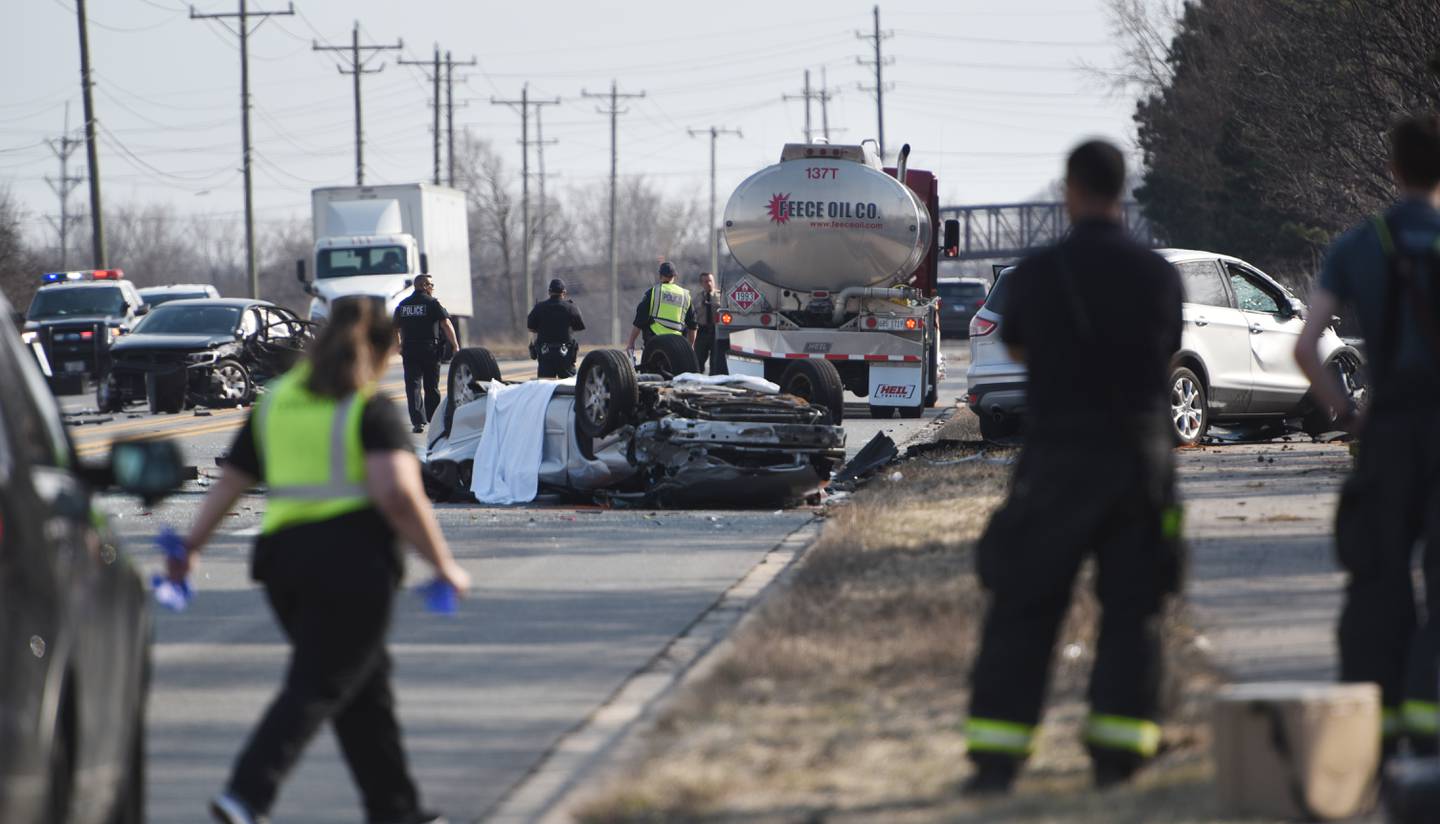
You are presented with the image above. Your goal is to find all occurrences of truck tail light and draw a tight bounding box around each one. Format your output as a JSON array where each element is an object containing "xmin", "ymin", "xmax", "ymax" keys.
[
  {"xmin": 759, "ymin": 313, "xmax": 773, "ymax": 326},
  {"xmin": 720, "ymin": 311, "xmax": 733, "ymax": 326},
  {"xmin": 970, "ymin": 316, "xmax": 997, "ymax": 337},
  {"xmin": 865, "ymin": 316, "xmax": 878, "ymax": 329},
  {"xmin": 904, "ymin": 317, "xmax": 921, "ymax": 330}
]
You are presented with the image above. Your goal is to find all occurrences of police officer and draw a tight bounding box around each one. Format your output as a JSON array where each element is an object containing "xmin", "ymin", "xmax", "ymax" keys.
[
  {"xmin": 693, "ymin": 271, "xmax": 722, "ymax": 374},
  {"xmin": 1296, "ymin": 113, "xmax": 1440, "ymax": 756},
  {"xmin": 527, "ymin": 278, "xmax": 586, "ymax": 378},
  {"xmin": 393, "ymin": 274, "xmax": 459, "ymax": 433},
  {"xmin": 963, "ymin": 141, "xmax": 1185, "ymax": 794},
  {"xmin": 170, "ymin": 296, "xmax": 470, "ymax": 824},
  {"xmin": 624, "ymin": 261, "xmax": 698, "ymax": 356}
]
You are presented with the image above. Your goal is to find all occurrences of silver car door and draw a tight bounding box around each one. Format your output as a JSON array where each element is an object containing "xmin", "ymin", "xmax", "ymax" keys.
[
  {"xmin": 1223, "ymin": 262, "xmax": 1310, "ymax": 412},
  {"xmin": 1176, "ymin": 259, "xmax": 1252, "ymax": 415}
]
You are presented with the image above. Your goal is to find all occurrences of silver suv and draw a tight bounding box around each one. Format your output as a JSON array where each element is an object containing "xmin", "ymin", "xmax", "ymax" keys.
[{"xmin": 964, "ymin": 250, "xmax": 1364, "ymax": 444}]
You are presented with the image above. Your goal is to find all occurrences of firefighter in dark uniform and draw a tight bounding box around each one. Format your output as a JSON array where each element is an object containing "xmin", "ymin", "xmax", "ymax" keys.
[
  {"xmin": 1296, "ymin": 114, "xmax": 1440, "ymax": 755},
  {"xmin": 527, "ymin": 278, "xmax": 586, "ymax": 378},
  {"xmin": 693, "ymin": 271, "xmax": 723, "ymax": 374},
  {"xmin": 169, "ymin": 296, "xmax": 469, "ymax": 824},
  {"xmin": 624, "ymin": 261, "xmax": 698, "ymax": 356},
  {"xmin": 963, "ymin": 141, "xmax": 1185, "ymax": 794},
  {"xmin": 393, "ymin": 274, "xmax": 459, "ymax": 433}
]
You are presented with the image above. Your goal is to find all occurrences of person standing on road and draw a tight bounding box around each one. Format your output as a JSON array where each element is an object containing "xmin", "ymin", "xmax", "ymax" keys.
[
  {"xmin": 1295, "ymin": 113, "xmax": 1440, "ymax": 757},
  {"xmin": 527, "ymin": 278, "xmax": 586, "ymax": 378},
  {"xmin": 962, "ymin": 141, "xmax": 1185, "ymax": 794},
  {"xmin": 169, "ymin": 296, "xmax": 471, "ymax": 824},
  {"xmin": 624, "ymin": 261, "xmax": 698, "ymax": 357},
  {"xmin": 693, "ymin": 271, "xmax": 723, "ymax": 374},
  {"xmin": 394, "ymin": 274, "xmax": 460, "ymax": 434}
]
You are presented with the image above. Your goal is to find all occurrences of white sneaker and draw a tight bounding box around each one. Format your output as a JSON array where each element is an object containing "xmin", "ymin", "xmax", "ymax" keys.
[{"xmin": 210, "ymin": 792, "xmax": 268, "ymax": 824}]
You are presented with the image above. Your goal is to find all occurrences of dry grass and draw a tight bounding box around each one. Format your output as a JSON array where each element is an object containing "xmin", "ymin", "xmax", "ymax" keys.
[{"xmin": 575, "ymin": 415, "xmax": 1225, "ymax": 824}]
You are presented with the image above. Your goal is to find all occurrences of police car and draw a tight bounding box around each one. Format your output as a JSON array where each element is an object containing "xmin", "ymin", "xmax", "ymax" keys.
[{"xmin": 21, "ymin": 270, "xmax": 147, "ymax": 395}]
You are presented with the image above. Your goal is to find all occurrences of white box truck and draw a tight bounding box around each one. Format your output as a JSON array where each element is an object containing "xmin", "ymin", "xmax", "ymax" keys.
[{"xmin": 298, "ymin": 183, "xmax": 474, "ymax": 339}]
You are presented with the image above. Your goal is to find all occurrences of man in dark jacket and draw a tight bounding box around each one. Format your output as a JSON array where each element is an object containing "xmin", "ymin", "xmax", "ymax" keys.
[
  {"xmin": 527, "ymin": 278, "xmax": 586, "ymax": 378},
  {"xmin": 963, "ymin": 140, "xmax": 1185, "ymax": 794},
  {"xmin": 693, "ymin": 271, "xmax": 723, "ymax": 374},
  {"xmin": 393, "ymin": 275, "xmax": 459, "ymax": 433}
]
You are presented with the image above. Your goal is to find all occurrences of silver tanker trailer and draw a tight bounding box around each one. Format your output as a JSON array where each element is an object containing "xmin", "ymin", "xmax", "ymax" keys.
[{"xmin": 719, "ymin": 141, "xmax": 959, "ymax": 421}]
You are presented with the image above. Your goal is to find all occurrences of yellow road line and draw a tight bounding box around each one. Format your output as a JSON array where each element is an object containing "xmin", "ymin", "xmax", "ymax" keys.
[{"xmin": 76, "ymin": 417, "xmax": 246, "ymax": 457}]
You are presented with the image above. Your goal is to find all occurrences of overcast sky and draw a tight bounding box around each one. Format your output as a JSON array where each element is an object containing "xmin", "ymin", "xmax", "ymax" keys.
[{"xmin": 5, "ymin": 0, "xmax": 1145, "ymax": 243}]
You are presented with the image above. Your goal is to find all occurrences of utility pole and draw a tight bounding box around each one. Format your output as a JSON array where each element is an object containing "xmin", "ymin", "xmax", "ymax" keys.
[
  {"xmin": 534, "ymin": 105, "xmax": 558, "ymax": 283},
  {"xmin": 74, "ymin": 0, "xmax": 106, "ymax": 268},
  {"xmin": 687, "ymin": 126, "xmax": 741, "ymax": 278},
  {"xmin": 856, "ymin": 4, "xmax": 894, "ymax": 161},
  {"xmin": 444, "ymin": 50, "xmax": 476, "ymax": 187},
  {"xmin": 782, "ymin": 70, "xmax": 817, "ymax": 143},
  {"xmin": 190, "ymin": 0, "xmax": 294, "ymax": 299},
  {"xmin": 46, "ymin": 106, "xmax": 84, "ymax": 269},
  {"xmin": 313, "ymin": 22, "xmax": 402, "ymax": 185},
  {"xmin": 397, "ymin": 46, "xmax": 442, "ymax": 185},
  {"xmin": 491, "ymin": 86, "xmax": 560, "ymax": 315},
  {"xmin": 581, "ymin": 80, "xmax": 645, "ymax": 344},
  {"xmin": 819, "ymin": 66, "xmax": 840, "ymax": 141}
]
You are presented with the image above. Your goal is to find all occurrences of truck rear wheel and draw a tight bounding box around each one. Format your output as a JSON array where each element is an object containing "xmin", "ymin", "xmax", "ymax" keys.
[
  {"xmin": 641, "ymin": 335, "xmax": 699, "ymax": 379},
  {"xmin": 779, "ymin": 360, "xmax": 845, "ymax": 424},
  {"xmin": 576, "ymin": 349, "xmax": 639, "ymax": 438}
]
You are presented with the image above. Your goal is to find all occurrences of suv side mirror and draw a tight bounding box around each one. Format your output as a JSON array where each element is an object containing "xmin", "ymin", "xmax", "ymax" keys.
[
  {"xmin": 110, "ymin": 439, "xmax": 185, "ymax": 506},
  {"xmin": 136, "ymin": 303, "xmax": 151, "ymax": 316},
  {"xmin": 942, "ymin": 219, "xmax": 960, "ymax": 258},
  {"xmin": 1286, "ymin": 297, "xmax": 1307, "ymax": 320}
]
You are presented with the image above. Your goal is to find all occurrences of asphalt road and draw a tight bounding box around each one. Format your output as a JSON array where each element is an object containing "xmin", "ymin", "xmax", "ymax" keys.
[{"xmin": 69, "ymin": 344, "xmax": 971, "ymax": 823}]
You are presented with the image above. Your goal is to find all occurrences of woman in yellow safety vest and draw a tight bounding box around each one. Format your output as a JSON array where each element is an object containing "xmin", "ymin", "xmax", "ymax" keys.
[{"xmin": 168, "ymin": 296, "xmax": 471, "ymax": 824}]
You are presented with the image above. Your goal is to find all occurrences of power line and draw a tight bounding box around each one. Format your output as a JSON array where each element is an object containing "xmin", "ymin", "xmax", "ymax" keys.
[
  {"xmin": 445, "ymin": 51, "xmax": 477, "ymax": 187},
  {"xmin": 581, "ymin": 80, "xmax": 645, "ymax": 344},
  {"xmin": 312, "ymin": 21, "xmax": 403, "ymax": 185},
  {"xmin": 73, "ymin": 0, "xmax": 107, "ymax": 267},
  {"xmin": 687, "ymin": 126, "xmax": 741, "ymax": 278},
  {"xmin": 190, "ymin": 0, "xmax": 295, "ymax": 300},
  {"xmin": 782, "ymin": 70, "xmax": 818, "ymax": 143},
  {"xmin": 46, "ymin": 105, "xmax": 85, "ymax": 268},
  {"xmin": 398, "ymin": 46, "xmax": 445, "ymax": 184},
  {"xmin": 491, "ymin": 85, "xmax": 560, "ymax": 312},
  {"xmin": 856, "ymin": 4, "xmax": 894, "ymax": 161}
]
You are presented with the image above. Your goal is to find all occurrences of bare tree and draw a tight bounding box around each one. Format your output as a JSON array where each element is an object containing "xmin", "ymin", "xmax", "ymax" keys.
[{"xmin": 0, "ymin": 187, "xmax": 41, "ymax": 314}]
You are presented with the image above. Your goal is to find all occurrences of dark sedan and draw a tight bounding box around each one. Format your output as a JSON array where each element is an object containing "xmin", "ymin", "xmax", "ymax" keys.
[
  {"xmin": 100, "ymin": 299, "xmax": 313, "ymax": 414},
  {"xmin": 937, "ymin": 277, "xmax": 990, "ymax": 338},
  {"xmin": 0, "ymin": 288, "xmax": 182, "ymax": 823}
]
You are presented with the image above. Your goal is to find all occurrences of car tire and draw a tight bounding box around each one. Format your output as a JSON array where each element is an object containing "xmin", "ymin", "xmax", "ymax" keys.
[
  {"xmin": 1169, "ymin": 366, "xmax": 1208, "ymax": 446},
  {"xmin": 779, "ymin": 359, "xmax": 845, "ymax": 424},
  {"xmin": 576, "ymin": 349, "xmax": 639, "ymax": 438},
  {"xmin": 146, "ymin": 368, "xmax": 186, "ymax": 414},
  {"xmin": 641, "ymin": 335, "xmax": 700, "ymax": 379},
  {"xmin": 868, "ymin": 404, "xmax": 896, "ymax": 419},
  {"xmin": 96, "ymin": 375, "xmax": 123, "ymax": 413},
  {"xmin": 443, "ymin": 347, "xmax": 503, "ymax": 438},
  {"xmin": 211, "ymin": 359, "xmax": 254, "ymax": 408},
  {"xmin": 978, "ymin": 412, "xmax": 1021, "ymax": 442},
  {"xmin": 1302, "ymin": 351, "xmax": 1366, "ymax": 437}
]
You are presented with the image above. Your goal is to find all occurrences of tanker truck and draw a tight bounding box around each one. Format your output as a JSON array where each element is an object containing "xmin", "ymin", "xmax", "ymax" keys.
[{"xmin": 718, "ymin": 141, "xmax": 959, "ymax": 421}]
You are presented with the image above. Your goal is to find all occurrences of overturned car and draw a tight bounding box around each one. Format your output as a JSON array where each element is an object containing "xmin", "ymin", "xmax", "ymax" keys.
[{"xmin": 424, "ymin": 346, "xmax": 846, "ymax": 507}]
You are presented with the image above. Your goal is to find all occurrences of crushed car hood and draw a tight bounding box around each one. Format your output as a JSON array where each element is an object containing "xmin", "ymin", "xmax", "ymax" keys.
[{"xmin": 111, "ymin": 332, "xmax": 234, "ymax": 352}]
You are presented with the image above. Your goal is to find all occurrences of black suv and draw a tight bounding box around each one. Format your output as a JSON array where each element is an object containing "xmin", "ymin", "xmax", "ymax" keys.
[
  {"xmin": 0, "ymin": 288, "xmax": 182, "ymax": 822},
  {"xmin": 22, "ymin": 271, "xmax": 148, "ymax": 395}
]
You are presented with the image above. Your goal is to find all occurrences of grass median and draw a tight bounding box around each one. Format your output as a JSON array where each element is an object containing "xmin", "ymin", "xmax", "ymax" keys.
[{"xmin": 575, "ymin": 415, "xmax": 1226, "ymax": 823}]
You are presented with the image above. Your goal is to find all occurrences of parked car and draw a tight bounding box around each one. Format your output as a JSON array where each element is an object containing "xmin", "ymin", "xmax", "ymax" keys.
[
  {"xmin": 936, "ymin": 276, "xmax": 990, "ymax": 338},
  {"xmin": 21, "ymin": 270, "xmax": 147, "ymax": 395},
  {"xmin": 100, "ymin": 299, "xmax": 313, "ymax": 414},
  {"xmin": 0, "ymin": 287, "xmax": 183, "ymax": 824},
  {"xmin": 136, "ymin": 283, "xmax": 220, "ymax": 308},
  {"xmin": 424, "ymin": 346, "xmax": 846, "ymax": 507},
  {"xmin": 964, "ymin": 250, "xmax": 1364, "ymax": 445}
]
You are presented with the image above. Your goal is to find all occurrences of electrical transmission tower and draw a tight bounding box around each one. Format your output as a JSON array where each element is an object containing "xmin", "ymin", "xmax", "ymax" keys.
[
  {"xmin": 190, "ymin": 0, "xmax": 295, "ymax": 299},
  {"xmin": 313, "ymin": 22, "xmax": 403, "ymax": 185},
  {"xmin": 819, "ymin": 66, "xmax": 841, "ymax": 141},
  {"xmin": 534, "ymin": 105, "xmax": 559, "ymax": 283},
  {"xmin": 46, "ymin": 107, "xmax": 85, "ymax": 269},
  {"xmin": 581, "ymin": 81, "xmax": 645, "ymax": 344},
  {"xmin": 687, "ymin": 126, "xmax": 742, "ymax": 278},
  {"xmin": 445, "ymin": 51, "xmax": 477, "ymax": 187},
  {"xmin": 783, "ymin": 70, "xmax": 819, "ymax": 143},
  {"xmin": 491, "ymin": 85, "xmax": 560, "ymax": 314},
  {"xmin": 398, "ymin": 46, "xmax": 445, "ymax": 185},
  {"xmin": 856, "ymin": 5, "xmax": 894, "ymax": 161}
]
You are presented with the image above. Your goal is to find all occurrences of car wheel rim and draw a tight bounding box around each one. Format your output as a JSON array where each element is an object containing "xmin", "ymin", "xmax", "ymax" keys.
[
  {"xmin": 1170, "ymin": 376, "xmax": 1202, "ymax": 440},
  {"xmin": 216, "ymin": 364, "xmax": 247, "ymax": 401},
  {"xmin": 453, "ymin": 364, "xmax": 477, "ymax": 406},
  {"xmin": 583, "ymin": 368, "xmax": 611, "ymax": 427},
  {"xmin": 1335, "ymin": 356, "xmax": 1365, "ymax": 407}
]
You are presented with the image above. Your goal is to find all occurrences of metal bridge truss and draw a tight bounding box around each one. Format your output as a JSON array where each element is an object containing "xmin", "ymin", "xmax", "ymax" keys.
[{"xmin": 937, "ymin": 201, "xmax": 1155, "ymax": 261}]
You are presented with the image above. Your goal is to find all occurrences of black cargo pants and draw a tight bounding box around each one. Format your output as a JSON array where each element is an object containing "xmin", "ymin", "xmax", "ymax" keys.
[
  {"xmin": 401, "ymin": 342, "xmax": 442, "ymax": 427},
  {"xmin": 966, "ymin": 421, "xmax": 1183, "ymax": 769},
  {"xmin": 1336, "ymin": 400, "xmax": 1440, "ymax": 747},
  {"xmin": 537, "ymin": 341, "xmax": 577, "ymax": 379}
]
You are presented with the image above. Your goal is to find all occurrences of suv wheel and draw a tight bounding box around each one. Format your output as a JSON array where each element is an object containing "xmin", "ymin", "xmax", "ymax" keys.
[{"xmin": 1169, "ymin": 367, "xmax": 1208, "ymax": 446}]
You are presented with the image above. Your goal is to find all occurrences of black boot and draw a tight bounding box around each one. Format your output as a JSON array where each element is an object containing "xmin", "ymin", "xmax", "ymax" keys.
[
  {"xmin": 1092, "ymin": 751, "xmax": 1144, "ymax": 790},
  {"xmin": 963, "ymin": 755, "xmax": 1020, "ymax": 796}
]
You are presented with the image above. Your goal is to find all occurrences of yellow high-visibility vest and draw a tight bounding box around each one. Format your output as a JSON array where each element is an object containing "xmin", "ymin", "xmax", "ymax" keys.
[
  {"xmin": 256, "ymin": 365, "xmax": 372, "ymax": 535},
  {"xmin": 647, "ymin": 282, "xmax": 690, "ymax": 337}
]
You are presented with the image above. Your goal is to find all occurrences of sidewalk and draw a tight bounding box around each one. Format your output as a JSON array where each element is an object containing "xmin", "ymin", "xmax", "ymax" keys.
[{"xmin": 1178, "ymin": 438, "xmax": 1350, "ymax": 684}]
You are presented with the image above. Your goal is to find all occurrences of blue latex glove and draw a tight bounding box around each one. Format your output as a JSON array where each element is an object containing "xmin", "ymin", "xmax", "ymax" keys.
[
  {"xmin": 419, "ymin": 577, "xmax": 457, "ymax": 615},
  {"xmin": 152, "ymin": 527, "xmax": 193, "ymax": 612}
]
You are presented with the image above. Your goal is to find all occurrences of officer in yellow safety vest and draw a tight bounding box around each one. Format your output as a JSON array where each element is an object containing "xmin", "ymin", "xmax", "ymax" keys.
[
  {"xmin": 167, "ymin": 296, "xmax": 469, "ymax": 824},
  {"xmin": 625, "ymin": 261, "xmax": 698, "ymax": 356}
]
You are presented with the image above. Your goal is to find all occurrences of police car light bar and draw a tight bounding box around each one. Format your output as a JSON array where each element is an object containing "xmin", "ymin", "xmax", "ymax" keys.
[{"xmin": 41, "ymin": 269, "xmax": 125, "ymax": 283}]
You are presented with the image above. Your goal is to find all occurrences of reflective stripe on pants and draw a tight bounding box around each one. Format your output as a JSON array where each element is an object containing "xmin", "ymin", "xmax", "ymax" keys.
[
  {"xmin": 1404, "ymin": 700, "xmax": 1438, "ymax": 736},
  {"xmin": 964, "ymin": 718, "xmax": 1035, "ymax": 756},
  {"xmin": 1084, "ymin": 714, "xmax": 1161, "ymax": 757}
]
